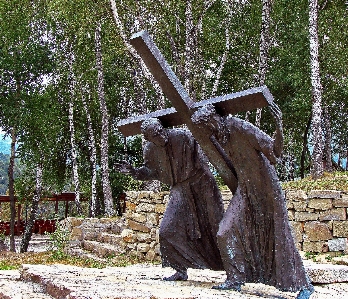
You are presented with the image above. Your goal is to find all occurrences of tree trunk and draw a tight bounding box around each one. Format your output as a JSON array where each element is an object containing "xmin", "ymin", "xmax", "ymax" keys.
[
  {"xmin": 184, "ymin": 0, "xmax": 195, "ymax": 99},
  {"xmin": 20, "ymin": 163, "xmax": 43, "ymax": 253},
  {"xmin": 309, "ymin": 0, "xmax": 324, "ymax": 179},
  {"xmin": 211, "ymin": 25, "xmax": 230, "ymax": 96},
  {"xmin": 68, "ymin": 101, "xmax": 82, "ymax": 215},
  {"xmin": 81, "ymin": 92, "xmax": 98, "ymax": 217},
  {"xmin": 8, "ymin": 127, "xmax": 16, "ymax": 252},
  {"xmin": 256, "ymin": 0, "xmax": 272, "ymax": 127},
  {"xmin": 323, "ymin": 105, "xmax": 333, "ymax": 172},
  {"xmin": 95, "ymin": 22, "xmax": 114, "ymax": 216},
  {"xmin": 300, "ymin": 113, "xmax": 312, "ymax": 179}
]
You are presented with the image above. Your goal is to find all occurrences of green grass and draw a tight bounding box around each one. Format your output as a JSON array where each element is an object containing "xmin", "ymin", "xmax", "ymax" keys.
[
  {"xmin": 0, "ymin": 250, "xmax": 147, "ymax": 270},
  {"xmin": 281, "ymin": 171, "xmax": 348, "ymax": 192}
]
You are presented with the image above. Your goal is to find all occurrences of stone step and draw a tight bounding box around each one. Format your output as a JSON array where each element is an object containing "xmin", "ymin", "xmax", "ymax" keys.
[
  {"xmin": 95, "ymin": 232, "xmax": 124, "ymax": 245},
  {"xmin": 66, "ymin": 246, "xmax": 110, "ymax": 262},
  {"xmin": 304, "ymin": 261, "xmax": 348, "ymax": 283},
  {"xmin": 82, "ymin": 239, "xmax": 126, "ymax": 258},
  {"xmin": 18, "ymin": 263, "xmax": 348, "ymax": 299},
  {"xmin": 0, "ymin": 270, "xmax": 54, "ymax": 299}
]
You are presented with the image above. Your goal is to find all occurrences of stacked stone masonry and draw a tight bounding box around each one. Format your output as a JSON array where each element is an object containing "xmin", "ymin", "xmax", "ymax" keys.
[
  {"xmin": 286, "ymin": 189, "xmax": 348, "ymax": 253},
  {"xmin": 64, "ymin": 189, "xmax": 348, "ymax": 262}
]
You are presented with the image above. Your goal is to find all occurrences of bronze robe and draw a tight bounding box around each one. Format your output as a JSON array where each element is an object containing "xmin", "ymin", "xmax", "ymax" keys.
[
  {"xmin": 217, "ymin": 117, "xmax": 311, "ymax": 292},
  {"xmin": 135, "ymin": 129, "xmax": 224, "ymax": 271}
]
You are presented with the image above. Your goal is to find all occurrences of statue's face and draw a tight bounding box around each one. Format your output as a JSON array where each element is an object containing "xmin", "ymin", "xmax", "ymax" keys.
[{"xmin": 144, "ymin": 123, "xmax": 168, "ymax": 147}]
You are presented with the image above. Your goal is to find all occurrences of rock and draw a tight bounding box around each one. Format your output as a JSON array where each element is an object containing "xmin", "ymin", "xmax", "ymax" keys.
[
  {"xmin": 308, "ymin": 190, "xmax": 341, "ymax": 199},
  {"xmin": 127, "ymin": 220, "xmax": 151, "ymax": 233},
  {"xmin": 136, "ymin": 232, "xmax": 152, "ymax": 243},
  {"xmin": 332, "ymin": 256, "xmax": 348, "ymax": 266},
  {"xmin": 308, "ymin": 198, "xmax": 333, "ymax": 210},
  {"xmin": 304, "ymin": 221, "xmax": 332, "ymax": 241},
  {"xmin": 295, "ymin": 212, "xmax": 318, "ymax": 221},
  {"xmin": 328, "ymin": 238, "xmax": 347, "ymax": 252},
  {"xmin": 288, "ymin": 210, "xmax": 295, "ymax": 221},
  {"xmin": 125, "ymin": 201, "xmax": 137, "ymax": 211},
  {"xmin": 319, "ymin": 208, "xmax": 347, "ymax": 221},
  {"xmin": 154, "ymin": 203, "xmax": 166, "ymax": 213},
  {"xmin": 305, "ymin": 263, "xmax": 348, "ymax": 283},
  {"xmin": 121, "ymin": 229, "xmax": 136, "ymax": 243},
  {"xmin": 136, "ymin": 203, "xmax": 155, "ymax": 213},
  {"xmin": 70, "ymin": 227, "xmax": 83, "ymax": 241},
  {"xmin": 293, "ymin": 201, "xmax": 308, "ymax": 211},
  {"xmin": 289, "ymin": 221, "xmax": 303, "ymax": 243},
  {"xmin": 137, "ymin": 243, "xmax": 150, "ymax": 252},
  {"xmin": 145, "ymin": 249, "xmax": 157, "ymax": 261},
  {"xmin": 130, "ymin": 212, "xmax": 147, "ymax": 223},
  {"xmin": 333, "ymin": 221, "xmax": 348, "ymax": 237},
  {"xmin": 286, "ymin": 189, "xmax": 308, "ymax": 201},
  {"xmin": 334, "ymin": 195, "xmax": 348, "ymax": 207},
  {"xmin": 303, "ymin": 241, "xmax": 328, "ymax": 253}
]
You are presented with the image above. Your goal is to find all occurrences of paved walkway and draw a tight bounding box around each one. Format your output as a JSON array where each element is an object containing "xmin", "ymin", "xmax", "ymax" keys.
[{"xmin": 1, "ymin": 263, "xmax": 348, "ymax": 299}]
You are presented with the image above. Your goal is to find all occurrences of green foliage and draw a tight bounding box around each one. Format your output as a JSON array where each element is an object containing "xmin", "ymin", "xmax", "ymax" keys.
[
  {"xmin": 46, "ymin": 221, "xmax": 70, "ymax": 256},
  {"xmin": 0, "ymin": 260, "xmax": 17, "ymax": 270},
  {"xmin": 0, "ymin": 231, "xmax": 5, "ymax": 241},
  {"xmin": 282, "ymin": 171, "xmax": 348, "ymax": 192}
]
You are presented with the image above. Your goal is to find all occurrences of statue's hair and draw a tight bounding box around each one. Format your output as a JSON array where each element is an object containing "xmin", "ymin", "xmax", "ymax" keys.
[
  {"xmin": 140, "ymin": 118, "xmax": 163, "ymax": 133},
  {"xmin": 191, "ymin": 104, "xmax": 217, "ymax": 124}
]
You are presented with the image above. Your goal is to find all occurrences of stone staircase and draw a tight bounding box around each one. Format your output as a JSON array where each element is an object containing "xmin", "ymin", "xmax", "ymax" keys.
[{"xmin": 63, "ymin": 217, "xmax": 160, "ymax": 263}]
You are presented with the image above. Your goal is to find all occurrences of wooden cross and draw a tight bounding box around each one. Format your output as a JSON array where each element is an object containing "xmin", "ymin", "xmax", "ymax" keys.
[{"xmin": 117, "ymin": 30, "xmax": 275, "ymax": 193}]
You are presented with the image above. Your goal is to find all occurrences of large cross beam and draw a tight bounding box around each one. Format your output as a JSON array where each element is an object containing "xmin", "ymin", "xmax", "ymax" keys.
[{"xmin": 117, "ymin": 30, "xmax": 275, "ymax": 192}]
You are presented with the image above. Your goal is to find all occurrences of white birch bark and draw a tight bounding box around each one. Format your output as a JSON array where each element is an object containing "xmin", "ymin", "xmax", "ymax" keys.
[
  {"xmin": 68, "ymin": 101, "xmax": 82, "ymax": 215},
  {"xmin": 95, "ymin": 22, "xmax": 114, "ymax": 216},
  {"xmin": 211, "ymin": 25, "xmax": 230, "ymax": 96},
  {"xmin": 309, "ymin": 0, "xmax": 324, "ymax": 178},
  {"xmin": 184, "ymin": 0, "xmax": 195, "ymax": 97},
  {"xmin": 323, "ymin": 105, "xmax": 333, "ymax": 172},
  {"xmin": 256, "ymin": 0, "xmax": 272, "ymax": 127},
  {"xmin": 81, "ymin": 91, "xmax": 98, "ymax": 217}
]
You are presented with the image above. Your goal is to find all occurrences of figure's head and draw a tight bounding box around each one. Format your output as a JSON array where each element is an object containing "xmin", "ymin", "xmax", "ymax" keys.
[
  {"xmin": 141, "ymin": 118, "xmax": 168, "ymax": 146},
  {"xmin": 191, "ymin": 104, "xmax": 222, "ymax": 135}
]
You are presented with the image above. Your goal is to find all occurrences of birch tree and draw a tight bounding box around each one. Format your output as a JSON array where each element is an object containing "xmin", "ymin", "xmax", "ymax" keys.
[
  {"xmin": 95, "ymin": 22, "xmax": 114, "ymax": 216},
  {"xmin": 81, "ymin": 89, "xmax": 98, "ymax": 217},
  {"xmin": 308, "ymin": 0, "xmax": 324, "ymax": 179},
  {"xmin": 255, "ymin": 0, "xmax": 272, "ymax": 127},
  {"xmin": 68, "ymin": 100, "xmax": 82, "ymax": 215}
]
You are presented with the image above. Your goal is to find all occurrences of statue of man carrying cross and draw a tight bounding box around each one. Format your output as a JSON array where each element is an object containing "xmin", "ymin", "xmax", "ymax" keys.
[{"xmin": 117, "ymin": 31, "xmax": 314, "ymax": 299}]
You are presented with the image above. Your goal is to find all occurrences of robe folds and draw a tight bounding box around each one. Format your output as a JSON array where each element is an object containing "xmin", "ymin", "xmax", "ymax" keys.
[
  {"xmin": 216, "ymin": 117, "xmax": 311, "ymax": 292},
  {"xmin": 135, "ymin": 129, "xmax": 224, "ymax": 271}
]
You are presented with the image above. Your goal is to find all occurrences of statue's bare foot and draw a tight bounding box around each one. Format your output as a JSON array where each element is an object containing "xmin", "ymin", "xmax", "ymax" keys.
[
  {"xmin": 296, "ymin": 285, "xmax": 314, "ymax": 299},
  {"xmin": 163, "ymin": 270, "xmax": 188, "ymax": 281},
  {"xmin": 212, "ymin": 280, "xmax": 242, "ymax": 291}
]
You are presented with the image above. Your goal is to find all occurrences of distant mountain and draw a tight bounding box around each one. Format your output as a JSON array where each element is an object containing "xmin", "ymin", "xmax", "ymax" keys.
[{"xmin": 0, "ymin": 133, "xmax": 10, "ymax": 154}]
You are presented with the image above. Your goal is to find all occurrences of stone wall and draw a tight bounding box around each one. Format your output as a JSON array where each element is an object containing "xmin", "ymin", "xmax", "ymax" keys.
[
  {"xmin": 286, "ymin": 189, "xmax": 348, "ymax": 253},
  {"xmin": 65, "ymin": 189, "xmax": 348, "ymax": 261}
]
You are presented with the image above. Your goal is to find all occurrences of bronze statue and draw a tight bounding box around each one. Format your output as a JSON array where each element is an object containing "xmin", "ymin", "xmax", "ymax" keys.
[
  {"xmin": 116, "ymin": 118, "xmax": 224, "ymax": 281},
  {"xmin": 191, "ymin": 103, "xmax": 314, "ymax": 299}
]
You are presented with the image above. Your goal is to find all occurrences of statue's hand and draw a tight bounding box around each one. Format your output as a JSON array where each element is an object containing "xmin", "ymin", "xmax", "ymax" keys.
[{"xmin": 114, "ymin": 161, "xmax": 135, "ymax": 175}]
